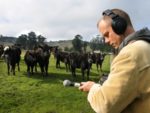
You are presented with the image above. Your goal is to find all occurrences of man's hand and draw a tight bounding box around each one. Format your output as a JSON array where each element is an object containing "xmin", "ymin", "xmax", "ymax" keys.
[{"xmin": 79, "ymin": 81, "xmax": 95, "ymax": 92}]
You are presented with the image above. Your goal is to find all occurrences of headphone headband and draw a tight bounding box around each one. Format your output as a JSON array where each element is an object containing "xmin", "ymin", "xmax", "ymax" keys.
[
  {"xmin": 102, "ymin": 9, "xmax": 127, "ymax": 35},
  {"xmin": 102, "ymin": 9, "xmax": 118, "ymax": 19}
]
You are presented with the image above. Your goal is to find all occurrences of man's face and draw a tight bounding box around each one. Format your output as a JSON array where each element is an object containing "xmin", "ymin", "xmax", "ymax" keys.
[{"xmin": 98, "ymin": 19, "xmax": 123, "ymax": 49}]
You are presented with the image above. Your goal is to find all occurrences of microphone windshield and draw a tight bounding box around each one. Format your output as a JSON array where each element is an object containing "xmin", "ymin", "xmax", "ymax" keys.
[
  {"xmin": 63, "ymin": 79, "xmax": 72, "ymax": 86},
  {"xmin": 63, "ymin": 80, "xmax": 80, "ymax": 87}
]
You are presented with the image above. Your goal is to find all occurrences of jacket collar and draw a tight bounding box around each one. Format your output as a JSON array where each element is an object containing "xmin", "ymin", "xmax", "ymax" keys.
[{"xmin": 118, "ymin": 27, "xmax": 150, "ymax": 52}]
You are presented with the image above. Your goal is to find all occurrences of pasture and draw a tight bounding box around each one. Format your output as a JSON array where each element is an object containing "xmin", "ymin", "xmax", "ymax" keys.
[{"xmin": 0, "ymin": 51, "xmax": 110, "ymax": 113}]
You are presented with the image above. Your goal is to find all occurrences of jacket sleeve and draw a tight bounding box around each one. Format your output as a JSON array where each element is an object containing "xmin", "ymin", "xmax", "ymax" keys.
[{"xmin": 88, "ymin": 51, "xmax": 139, "ymax": 113}]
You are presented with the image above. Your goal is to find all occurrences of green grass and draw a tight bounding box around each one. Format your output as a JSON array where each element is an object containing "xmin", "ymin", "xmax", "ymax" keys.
[{"xmin": 0, "ymin": 53, "xmax": 110, "ymax": 113}]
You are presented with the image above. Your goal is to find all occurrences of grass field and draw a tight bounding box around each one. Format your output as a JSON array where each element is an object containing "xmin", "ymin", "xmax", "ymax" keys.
[{"xmin": 0, "ymin": 52, "xmax": 110, "ymax": 113}]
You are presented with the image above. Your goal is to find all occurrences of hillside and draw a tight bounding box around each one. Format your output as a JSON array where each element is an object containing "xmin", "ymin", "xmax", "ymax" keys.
[
  {"xmin": 48, "ymin": 40, "xmax": 73, "ymax": 50},
  {"xmin": 0, "ymin": 36, "xmax": 16, "ymax": 45},
  {"xmin": 0, "ymin": 36, "xmax": 73, "ymax": 49},
  {"xmin": 0, "ymin": 37, "xmax": 92, "ymax": 51}
]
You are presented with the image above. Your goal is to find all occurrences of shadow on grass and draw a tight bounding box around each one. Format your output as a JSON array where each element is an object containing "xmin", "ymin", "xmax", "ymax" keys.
[
  {"xmin": 21, "ymin": 68, "xmax": 105, "ymax": 85},
  {"xmin": 22, "ymin": 71, "xmax": 74, "ymax": 84}
]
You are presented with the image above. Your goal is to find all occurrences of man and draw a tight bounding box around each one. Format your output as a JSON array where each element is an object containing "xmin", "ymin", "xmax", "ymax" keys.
[{"xmin": 79, "ymin": 9, "xmax": 150, "ymax": 113}]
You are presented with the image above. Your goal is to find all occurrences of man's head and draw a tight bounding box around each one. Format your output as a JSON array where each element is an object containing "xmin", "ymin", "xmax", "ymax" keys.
[{"xmin": 98, "ymin": 9, "xmax": 134, "ymax": 49}]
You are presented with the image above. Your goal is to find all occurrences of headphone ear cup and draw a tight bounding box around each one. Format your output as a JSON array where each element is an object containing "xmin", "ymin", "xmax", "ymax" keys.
[{"xmin": 111, "ymin": 17, "xmax": 127, "ymax": 35}]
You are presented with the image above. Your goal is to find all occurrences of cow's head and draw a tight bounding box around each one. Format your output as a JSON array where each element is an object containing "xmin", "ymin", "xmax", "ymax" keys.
[
  {"xmin": 1, "ymin": 46, "xmax": 10, "ymax": 58},
  {"xmin": 4, "ymin": 46, "xmax": 10, "ymax": 51}
]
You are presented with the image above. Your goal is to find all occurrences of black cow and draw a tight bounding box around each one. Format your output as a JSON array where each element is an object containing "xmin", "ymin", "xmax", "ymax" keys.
[
  {"xmin": 89, "ymin": 52, "xmax": 106, "ymax": 72},
  {"xmin": 70, "ymin": 52, "xmax": 91, "ymax": 80},
  {"xmin": 24, "ymin": 50, "xmax": 37, "ymax": 76},
  {"xmin": 53, "ymin": 46, "xmax": 59, "ymax": 59},
  {"xmin": 95, "ymin": 52, "xmax": 106, "ymax": 71},
  {"xmin": 0, "ymin": 45, "xmax": 4, "ymax": 58},
  {"xmin": 55, "ymin": 51, "xmax": 70, "ymax": 72},
  {"xmin": 35, "ymin": 44, "xmax": 51, "ymax": 77},
  {"xmin": 2, "ymin": 45, "xmax": 21, "ymax": 75}
]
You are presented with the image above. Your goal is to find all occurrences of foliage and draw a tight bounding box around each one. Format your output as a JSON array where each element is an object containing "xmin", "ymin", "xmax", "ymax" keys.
[
  {"xmin": 27, "ymin": 32, "xmax": 37, "ymax": 49},
  {"xmin": 83, "ymin": 41, "xmax": 88, "ymax": 52},
  {"xmin": 64, "ymin": 46, "xmax": 70, "ymax": 51},
  {"xmin": 16, "ymin": 34, "xmax": 28, "ymax": 49},
  {"xmin": 90, "ymin": 35, "xmax": 112, "ymax": 52},
  {"xmin": 72, "ymin": 34, "xmax": 83, "ymax": 52},
  {"xmin": 0, "ymin": 51, "xmax": 110, "ymax": 113},
  {"xmin": 37, "ymin": 35, "xmax": 46, "ymax": 44},
  {"xmin": 16, "ymin": 31, "xmax": 46, "ymax": 49}
]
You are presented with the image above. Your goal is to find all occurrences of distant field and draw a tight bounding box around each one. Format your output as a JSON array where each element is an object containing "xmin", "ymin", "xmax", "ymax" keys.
[{"xmin": 0, "ymin": 53, "xmax": 110, "ymax": 113}]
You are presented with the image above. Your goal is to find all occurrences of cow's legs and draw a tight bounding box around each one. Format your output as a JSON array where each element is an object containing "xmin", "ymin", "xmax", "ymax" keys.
[
  {"xmin": 31, "ymin": 66, "xmax": 34, "ymax": 75},
  {"xmin": 81, "ymin": 69, "xmax": 85, "ymax": 80},
  {"xmin": 7, "ymin": 63, "xmax": 10, "ymax": 75},
  {"xmin": 100, "ymin": 61, "xmax": 103, "ymax": 72},
  {"xmin": 17, "ymin": 63, "xmax": 20, "ymax": 71},
  {"xmin": 45, "ymin": 65, "xmax": 48, "ymax": 76},
  {"xmin": 56, "ymin": 59, "xmax": 60, "ymax": 68},
  {"xmin": 96, "ymin": 63, "xmax": 99, "ymax": 72},
  {"xmin": 12, "ymin": 65, "xmax": 15, "ymax": 75},
  {"xmin": 65, "ymin": 63, "xmax": 68, "ymax": 72},
  {"xmin": 27, "ymin": 65, "xmax": 30, "ymax": 76},
  {"xmin": 34, "ymin": 63, "xmax": 37, "ymax": 72},
  {"xmin": 87, "ymin": 69, "xmax": 90, "ymax": 80},
  {"xmin": 40, "ymin": 66, "xmax": 45, "ymax": 77},
  {"xmin": 71, "ymin": 68, "xmax": 76, "ymax": 81}
]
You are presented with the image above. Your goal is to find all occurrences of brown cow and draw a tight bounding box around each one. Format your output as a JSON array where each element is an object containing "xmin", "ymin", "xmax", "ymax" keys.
[
  {"xmin": 24, "ymin": 50, "xmax": 37, "ymax": 76},
  {"xmin": 55, "ymin": 51, "xmax": 71, "ymax": 72},
  {"xmin": 35, "ymin": 44, "xmax": 51, "ymax": 77}
]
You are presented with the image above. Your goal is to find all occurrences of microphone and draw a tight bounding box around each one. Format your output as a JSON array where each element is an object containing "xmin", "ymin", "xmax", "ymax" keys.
[{"xmin": 63, "ymin": 79, "xmax": 81, "ymax": 87}]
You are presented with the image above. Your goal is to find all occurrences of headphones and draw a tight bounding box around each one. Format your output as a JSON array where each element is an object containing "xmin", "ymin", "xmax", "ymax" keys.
[{"xmin": 102, "ymin": 9, "xmax": 127, "ymax": 35}]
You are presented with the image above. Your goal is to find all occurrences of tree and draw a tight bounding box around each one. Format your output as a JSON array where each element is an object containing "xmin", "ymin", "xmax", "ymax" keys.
[
  {"xmin": 90, "ymin": 35, "xmax": 101, "ymax": 51},
  {"xmin": 83, "ymin": 41, "xmax": 88, "ymax": 52},
  {"xmin": 90, "ymin": 34, "xmax": 111, "ymax": 52},
  {"xmin": 72, "ymin": 34, "xmax": 83, "ymax": 52},
  {"xmin": 16, "ymin": 34, "xmax": 28, "ymax": 49},
  {"xmin": 37, "ymin": 35, "xmax": 46, "ymax": 44},
  {"xmin": 16, "ymin": 31, "xmax": 47, "ymax": 50},
  {"xmin": 64, "ymin": 46, "xmax": 70, "ymax": 51},
  {"xmin": 28, "ymin": 31, "xmax": 37, "ymax": 49}
]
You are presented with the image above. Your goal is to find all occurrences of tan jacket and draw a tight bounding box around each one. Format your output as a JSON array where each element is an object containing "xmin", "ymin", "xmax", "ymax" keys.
[{"xmin": 88, "ymin": 40, "xmax": 150, "ymax": 113}]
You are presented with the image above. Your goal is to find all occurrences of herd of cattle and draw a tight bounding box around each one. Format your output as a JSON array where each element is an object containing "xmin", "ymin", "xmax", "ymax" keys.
[{"xmin": 0, "ymin": 44, "xmax": 106, "ymax": 80}]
